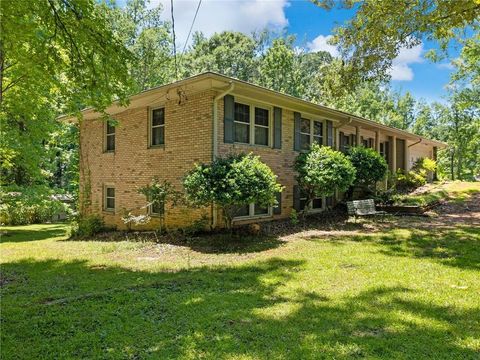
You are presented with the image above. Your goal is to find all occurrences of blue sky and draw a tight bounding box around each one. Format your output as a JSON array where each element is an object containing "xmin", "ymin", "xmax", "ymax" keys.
[{"xmin": 123, "ymin": 0, "xmax": 458, "ymax": 103}]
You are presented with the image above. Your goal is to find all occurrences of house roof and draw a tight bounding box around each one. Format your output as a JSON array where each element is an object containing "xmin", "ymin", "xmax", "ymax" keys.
[{"xmin": 59, "ymin": 71, "xmax": 447, "ymax": 148}]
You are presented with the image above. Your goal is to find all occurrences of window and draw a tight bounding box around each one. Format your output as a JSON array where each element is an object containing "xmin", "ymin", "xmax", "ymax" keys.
[
  {"xmin": 234, "ymin": 103, "xmax": 250, "ymax": 143},
  {"xmin": 254, "ymin": 107, "xmax": 269, "ymax": 146},
  {"xmin": 299, "ymin": 189, "xmax": 323, "ymax": 211},
  {"xmin": 234, "ymin": 203, "xmax": 271, "ymax": 219},
  {"xmin": 234, "ymin": 102, "xmax": 270, "ymax": 146},
  {"xmin": 339, "ymin": 132, "xmax": 350, "ymax": 153},
  {"xmin": 380, "ymin": 141, "xmax": 390, "ymax": 163},
  {"xmin": 104, "ymin": 186, "xmax": 115, "ymax": 211},
  {"xmin": 105, "ymin": 121, "xmax": 115, "ymax": 152},
  {"xmin": 300, "ymin": 118, "xmax": 323, "ymax": 150},
  {"xmin": 149, "ymin": 200, "xmax": 164, "ymax": 216},
  {"xmin": 150, "ymin": 107, "xmax": 165, "ymax": 146}
]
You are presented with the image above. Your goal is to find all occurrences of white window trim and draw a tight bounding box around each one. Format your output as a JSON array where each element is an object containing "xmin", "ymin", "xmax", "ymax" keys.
[
  {"xmin": 148, "ymin": 198, "xmax": 164, "ymax": 217},
  {"xmin": 300, "ymin": 117, "xmax": 326, "ymax": 150},
  {"xmin": 233, "ymin": 203, "xmax": 273, "ymax": 221},
  {"xmin": 104, "ymin": 184, "xmax": 115, "ymax": 212},
  {"xmin": 149, "ymin": 106, "xmax": 165, "ymax": 148},
  {"xmin": 233, "ymin": 99, "xmax": 273, "ymax": 147}
]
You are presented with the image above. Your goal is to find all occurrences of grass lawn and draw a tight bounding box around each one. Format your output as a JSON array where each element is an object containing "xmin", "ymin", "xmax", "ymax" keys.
[{"xmin": 1, "ymin": 187, "xmax": 480, "ymax": 359}]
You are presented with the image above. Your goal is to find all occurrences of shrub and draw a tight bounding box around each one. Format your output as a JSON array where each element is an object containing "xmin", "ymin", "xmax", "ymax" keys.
[
  {"xmin": 0, "ymin": 185, "xmax": 72, "ymax": 225},
  {"xmin": 183, "ymin": 153, "xmax": 283, "ymax": 229},
  {"xmin": 396, "ymin": 170, "xmax": 427, "ymax": 192},
  {"xmin": 347, "ymin": 146, "xmax": 388, "ymax": 187},
  {"xmin": 295, "ymin": 144, "xmax": 356, "ymax": 215},
  {"xmin": 70, "ymin": 214, "xmax": 105, "ymax": 238}
]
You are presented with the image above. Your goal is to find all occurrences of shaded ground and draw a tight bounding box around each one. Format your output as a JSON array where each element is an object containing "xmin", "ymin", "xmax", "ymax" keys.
[{"xmin": 1, "ymin": 182, "xmax": 479, "ymax": 359}]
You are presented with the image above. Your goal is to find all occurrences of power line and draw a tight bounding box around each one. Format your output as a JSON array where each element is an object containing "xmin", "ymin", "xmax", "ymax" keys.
[
  {"xmin": 181, "ymin": 0, "xmax": 202, "ymax": 56},
  {"xmin": 170, "ymin": 0, "xmax": 178, "ymax": 80}
]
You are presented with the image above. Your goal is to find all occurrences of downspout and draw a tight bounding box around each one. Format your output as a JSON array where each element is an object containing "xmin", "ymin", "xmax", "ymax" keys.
[
  {"xmin": 211, "ymin": 82, "xmax": 235, "ymax": 229},
  {"xmin": 408, "ymin": 137, "xmax": 422, "ymax": 148}
]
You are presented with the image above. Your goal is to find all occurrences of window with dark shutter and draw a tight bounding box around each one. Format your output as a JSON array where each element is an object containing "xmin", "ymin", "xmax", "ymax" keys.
[
  {"xmin": 254, "ymin": 107, "xmax": 269, "ymax": 146},
  {"xmin": 234, "ymin": 103, "xmax": 250, "ymax": 144}
]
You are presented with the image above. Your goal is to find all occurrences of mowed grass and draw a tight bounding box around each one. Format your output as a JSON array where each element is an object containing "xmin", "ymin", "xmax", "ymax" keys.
[{"xmin": 1, "ymin": 217, "xmax": 480, "ymax": 358}]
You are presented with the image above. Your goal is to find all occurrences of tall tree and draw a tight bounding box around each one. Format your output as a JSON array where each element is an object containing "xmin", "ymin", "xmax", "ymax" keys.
[
  {"xmin": 0, "ymin": 0, "xmax": 134, "ymax": 185},
  {"xmin": 104, "ymin": 0, "xmax": 174, "ymax": 91},
  {"xmin": 314, "ymin": 0, "xmax": 480, "ymax": 87}
]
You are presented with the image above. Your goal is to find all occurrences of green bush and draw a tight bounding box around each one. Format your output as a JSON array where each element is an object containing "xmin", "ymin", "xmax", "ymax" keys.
[
  {"xmin": 70, "ymin": 215, "xmax": 105, "ymax": 238},
  {"xmin": 347, "ymin": 146, "xmax": 388, "ymax": 186},
  {"xmin": 0, "ymin": 186, "xmax": 72, "ymax": 225},
  {"xmin": 183, "ymin": 153, "xmax": 283, "ymax": 229},
  {"xmin": 295, "ymin": 144, "xmax": 356, "ymax": 214},
  {"xmin": 396, "ymin": 170, "xmax": 427, "ymax": 192}
]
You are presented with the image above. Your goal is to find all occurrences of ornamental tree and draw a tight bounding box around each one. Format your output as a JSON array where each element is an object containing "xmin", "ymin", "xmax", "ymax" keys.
[
  {"xmin": 183, "ymin": 153, "xmax": 283, "ymax": 229},
  {"xmin": 347, "ymin": 146, "xmax": 388, "ymax": 189},
  {"xmin": 294, "ymin": 144, "xmax": 356, "ymax": 214},
  {"xmin": 138, "ymin": 178, "xmax": 182, "ymax": 232}
]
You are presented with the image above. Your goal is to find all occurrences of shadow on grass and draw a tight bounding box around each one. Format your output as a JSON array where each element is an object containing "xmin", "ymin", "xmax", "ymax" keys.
[
  {"xmin": 0, "ymin": 224, "xmax": 67, "ymax": 243},
  {"xmin": 1, "ymin": 258, "xmax": 479, "ymax": 359},
  {"xmin": 312, "ymin": 226, "xmax": 480, "ymax": 271}
]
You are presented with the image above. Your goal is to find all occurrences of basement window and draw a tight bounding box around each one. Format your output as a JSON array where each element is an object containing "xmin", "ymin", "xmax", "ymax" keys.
[
  {"xmin": 234, "ymin": 203, "xmax": 271, "ymax": 219},
  {"xmin": 104, "ymin": 186, "xmax": 115, "ymax": 211}
]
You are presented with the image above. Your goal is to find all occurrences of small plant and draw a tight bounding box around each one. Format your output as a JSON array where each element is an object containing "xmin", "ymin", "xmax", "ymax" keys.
[
  {"xmin": 121, "ymin": 211, "xmax": 151, "ymax": 231},
  {"xmin": 182, "ymin": 213, "xmax": 210, "ymax": 236},
  {"xmin": 290, "ymin": 209, "xmax": 299, "ymax": 226},
  {"xmin": 70, "ymin": 214, "xmax": 105, "ymax": 238}
]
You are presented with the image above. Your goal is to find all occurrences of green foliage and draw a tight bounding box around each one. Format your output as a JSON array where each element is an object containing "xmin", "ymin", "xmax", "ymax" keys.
[
  {"xmin": 289, "ymin": 209, "xmax": 299, "ymax": 226},
  {"xmin": 395, "ymin": 170, "xmax": 427, "ymax": 192},
  {"xmin": 183, "ymin": 153, "xmax": 283, "ymax": 229},
  {"xmin": 315, "ymin": 0, "xmax": 480, "ymax": 87},
  {"xmin": 138, "ymin": 178, "xmax": 182, "ymax": 232},
  {"xmin": 70, "ymin": 214, "xmax": 105, "ymax": 238},
  {"xmin": 0, "ymin": 186, "xmax": 72, "ymax": 225},
  {"xmin": 295, "ymin": 144, "xmax": 356, "ymax": 213},
  {"xmin": 347, "ymin": 146, "xmax": 388, "ymax": 186}
]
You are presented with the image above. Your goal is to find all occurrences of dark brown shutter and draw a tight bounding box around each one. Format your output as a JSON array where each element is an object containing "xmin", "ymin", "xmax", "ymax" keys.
[
  {"xmin": 339, "ymin": 131, "xmax": 345, "ymax": 152},
  {"xmin": 273, "ymin": 192, "xmax": 282, "ymax": 215},
  {"xmin": 224, "ymin": 95, "xmax": 234, "ymax": 143},
  {"xmin": 294, "ymin": 112, "xmax": 301, "ymax": 151},
  {"xmin": 273, "ymin": 107, "xmax": 282, "ymax": 149},
  {"xmin": 293, "ymin": 185, "xmax": 301, "ymax": 211}
]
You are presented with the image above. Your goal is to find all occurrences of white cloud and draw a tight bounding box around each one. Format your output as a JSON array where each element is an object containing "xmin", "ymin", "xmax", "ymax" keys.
[
  {"xmin": 307, "ymin": 34, "xmax": 339, "ymax": 57},
  {"xmin": 389, "ymin": 43, "xmax": 424, "ymax": 81},
  {"xmin": 153, "ymin": 0, "xmax": 289, "ymax": 48},
  {"xmin": 437, "ymin": 62, "xmax": 454, "ymax": 70}
]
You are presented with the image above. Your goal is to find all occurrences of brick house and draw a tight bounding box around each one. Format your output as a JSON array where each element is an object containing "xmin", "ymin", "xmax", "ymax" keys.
[{"xmin": 63, "ymin": 72, "xmax": 446, "ymax": 230}]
